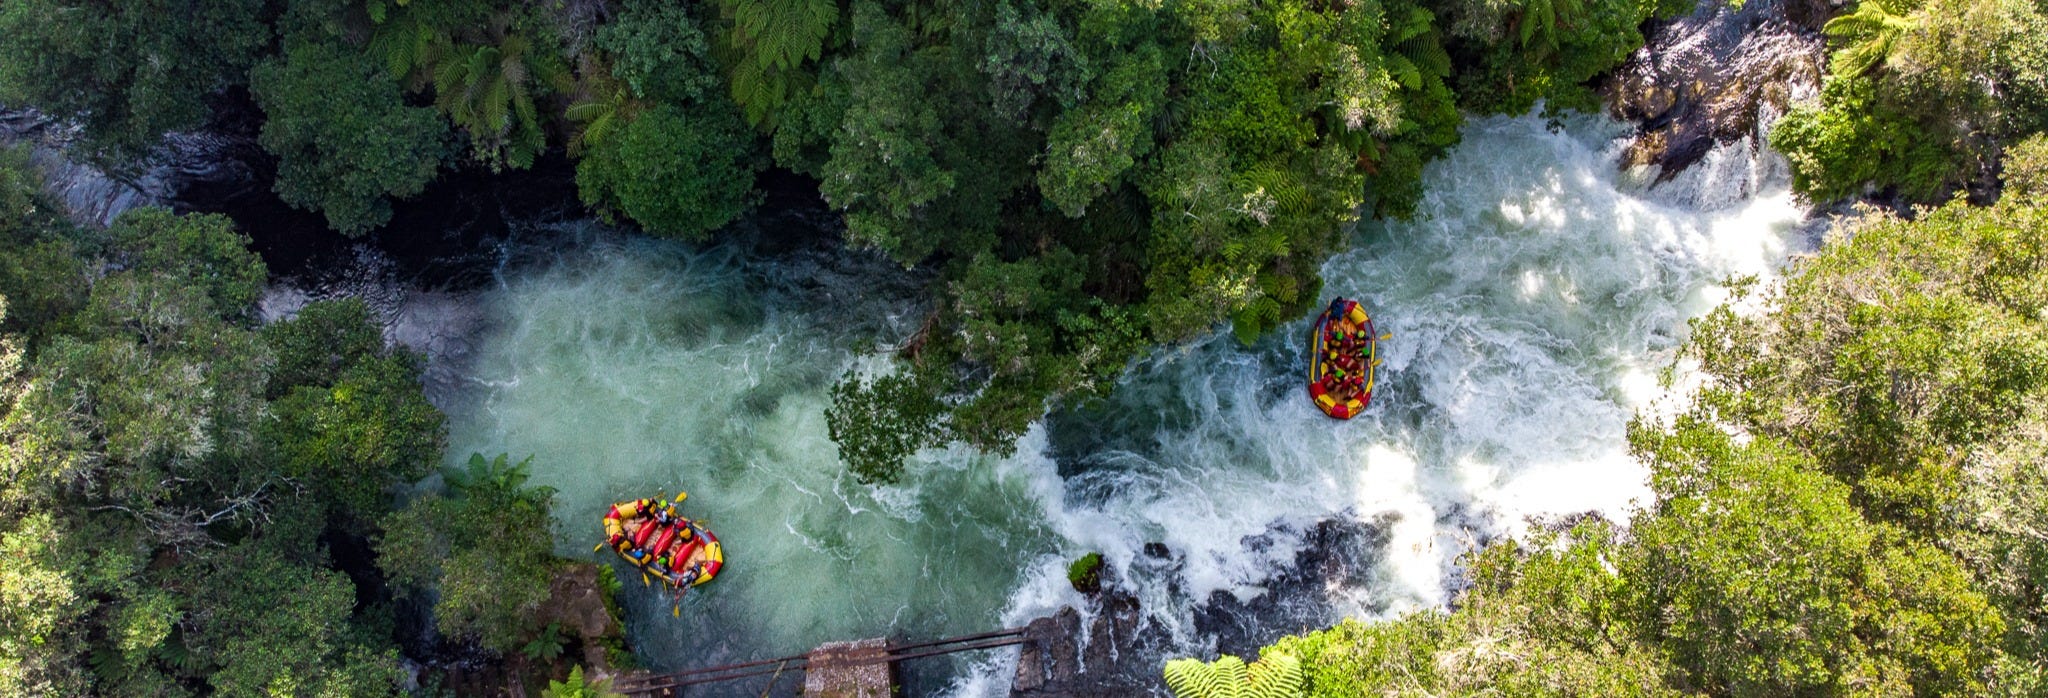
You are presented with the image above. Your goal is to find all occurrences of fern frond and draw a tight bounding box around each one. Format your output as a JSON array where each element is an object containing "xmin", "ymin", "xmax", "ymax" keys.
[
  {"xmin": 1247, "ymin": 653, "xmax": 1304, "ymax": 698},
  {"xmin": 1164, "ymin": 658, "xmax": 1210, "ymax": 698},
  {"xmin": 1212, "ymin": 656, "xmax": 1249, "ymax": 698}
]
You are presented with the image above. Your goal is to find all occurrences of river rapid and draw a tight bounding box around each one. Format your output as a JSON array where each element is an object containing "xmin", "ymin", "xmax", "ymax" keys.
[{"xmin": 313, "ymin": 110, "xmax": 1802, "ymax": 695}]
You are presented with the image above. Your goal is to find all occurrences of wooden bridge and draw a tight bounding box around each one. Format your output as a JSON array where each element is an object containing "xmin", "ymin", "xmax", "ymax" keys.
[{"xmin": 612, "ymin": 628, "xmax": 1035, "ymax": 697}]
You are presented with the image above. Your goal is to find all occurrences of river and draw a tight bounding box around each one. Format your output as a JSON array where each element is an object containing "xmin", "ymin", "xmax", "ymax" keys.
[{"xmin": 359, "ymin": 111, "xmax": 1810, "ymax": 695}]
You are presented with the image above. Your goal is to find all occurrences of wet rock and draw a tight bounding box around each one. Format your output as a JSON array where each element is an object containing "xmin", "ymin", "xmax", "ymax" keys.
[
  {"xmin": 1010, "ymin": 516, "xmax": 1394, "ymax": 697},
  {"xmin": 0, "ymin": 105, "xmax": 163, "ymax": 226},
  {"xmin": 1613, "ymin": 80, "xmax": 1680, "ymax": 125},
  {"xmin": 537, "ymin": 563, "xmax": 625, "ymax": 672},
  {"xmin": 1605, "ymin": 0, "xmax": 1829, "ymax": 180}
]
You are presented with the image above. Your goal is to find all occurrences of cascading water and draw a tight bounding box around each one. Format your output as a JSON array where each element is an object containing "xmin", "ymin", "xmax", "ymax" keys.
[{"xmin": 426, "ymin": 111, "xmax": 1806, "ymax": 695}]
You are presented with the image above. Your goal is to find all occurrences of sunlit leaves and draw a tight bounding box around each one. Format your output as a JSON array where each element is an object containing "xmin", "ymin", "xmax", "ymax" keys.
[
  {"xmin": 1824, "ymin": 0, "xmax": 1922, "ymax": 78},
  {"xmin": 1780, "ymin": 0, "xmax": 2048, "ymax": 202},
  {"xmin": 1038, "ymin": 47, "xmax": 1166, "ymax": 216},
  {"xmin": 378, "ymin": 453, "xmax": 558, "ymax": 653},
  {"xmin": 0, "ymin": 513, "xmax": 92, "ymax": 696}
]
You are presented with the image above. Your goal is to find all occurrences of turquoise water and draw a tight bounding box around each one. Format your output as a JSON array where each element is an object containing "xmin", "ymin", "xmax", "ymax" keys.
[{"xmin": 438, "ymin": 113, "xmax": 1805, "ymax": 694}]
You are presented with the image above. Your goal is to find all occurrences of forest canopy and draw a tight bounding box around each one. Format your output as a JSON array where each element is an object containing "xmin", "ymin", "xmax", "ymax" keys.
[
  {"xmin": 0, "ymin": 149, "xmax": 568, "ymax": 696},
  {"xmin": 0, "ymin": 0, "xmax": 1689, "ymax": 480}
]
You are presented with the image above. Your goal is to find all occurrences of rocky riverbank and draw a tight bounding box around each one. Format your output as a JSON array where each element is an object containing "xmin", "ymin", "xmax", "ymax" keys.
[
  {"xmin": 1010, "ymin": 516, "xmax": 1394, "ymax": 697},
  {"xmin": 1605, "ymin": 0, "xmax": 1832, "ymax": 181}
]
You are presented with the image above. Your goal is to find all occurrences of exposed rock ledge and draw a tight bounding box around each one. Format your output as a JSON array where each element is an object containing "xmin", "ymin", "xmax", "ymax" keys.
[
  {"xmin": 1010, "ymin": 516, "xmax": 1393, "ymax": 697},
  {"xmin": 1605, "ymin": 0, "xmax": 1835, "ymax": 179}
]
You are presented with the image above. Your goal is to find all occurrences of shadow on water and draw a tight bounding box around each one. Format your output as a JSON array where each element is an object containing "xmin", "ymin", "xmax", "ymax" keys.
[{"xmin": 165, "ymin": 88, "xmax": 845, "ymax": 293}]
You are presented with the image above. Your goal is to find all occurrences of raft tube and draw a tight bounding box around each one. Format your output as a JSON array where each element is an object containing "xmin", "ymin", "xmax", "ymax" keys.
[
  {"xmin": 1307, "ymin": 298, "xmax": 1377, "ymax": 419},
  {"xmin": 601, "ymin": 497, "xmax": 724, "ymax": 590}
]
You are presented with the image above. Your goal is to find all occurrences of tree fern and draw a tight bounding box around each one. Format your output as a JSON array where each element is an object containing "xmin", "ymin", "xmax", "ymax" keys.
[
  {"xmin": 1515, "ymin": 0, "xmax": 1582, "ymax": 54},
  {"xmin": 1823, "ymin": 0, "xmax": 1921, "ymax": 79},
  {"xmin": 432, "ymin": 32, "xmax": 565, "ymax": 171},
  {"xmin": 566, "ymin": 63, "xmax": 640, "ymax": 157},
  {"xmin": 1163, "ymin": 653, "xmax": 1304, "ymax": 698},
  {"xmin": 1388, "ymin": 5, "xmax": 1451, "ymax": 81},
  {"xmin": 1245, "ymin": 653, "xmax": 1304, "ymax": 698},
  {"xmin": 367, "ymin": 6, "xmax": 450, "ymax": 87},
  {"xmin": 718, "ymin": 0, "xmax": 839, "ymax": 125}
]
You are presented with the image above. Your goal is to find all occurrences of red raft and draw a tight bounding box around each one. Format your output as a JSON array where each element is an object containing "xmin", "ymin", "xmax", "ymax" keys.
[
  {"xmin": 600, "ymin": 495, "xmax": 723, "ymax": 590},
  {"xmin": 1307, "ymin": 298, "xmax": 1380, "ymax": 419}
]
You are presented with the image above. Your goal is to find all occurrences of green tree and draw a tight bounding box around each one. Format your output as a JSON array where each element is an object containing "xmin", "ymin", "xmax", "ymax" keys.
[
  {"xmin": 596, "ymin": 0, "xmax": 722, "ymax": 106},
  {"xmin": 179, "ymin": 529, "xmax": 405, "ymax": 697},
  {"xmin": 434, "ymin": 31, "xmax": 572, "ymax": 171},
  {"xmin": 716, "ymin": 0, "xmax": 840, "ymax": 125},
  {"xmin": 2004, "ymin": 133, "xmax": 2048, "ymax": 199},
  {"xmin": 1626, "ymin": 424, "xmax": 2003, "ymax": 696},
  {"xmin": 0, "ymin": 157, "xmax": 439, "ymax": 698},
  {"xmin": 0, "ymin": 513, "xmax": 97, "ymax": 696},
  {"xmin": 827, "ymin": 368, "xmax": 953, "ymax": 483},
  {"xmin": 0, "ymin": 147, "xmax": 86, "ymax": 338},
  {"xmin": 575, "ymin": 102, "xmax": 759, "ymax": 240},
  {"xmin": 0, "ymin": 0, "xmax": 269, "ymax": 159},
  {"xmin": 262, "ymin": 300, "xmax": 446, "ymax": 520},
  {"xmin": 1774, "ymin": 0, "xmax": 2048, "ymax": 202},
  {"xmin": 378, "ymin": 453, "xmax": 559, "ymax": 653},
  {"xmin": 252, "ymin": 41, "xmax": 448, "ymax": 235}
]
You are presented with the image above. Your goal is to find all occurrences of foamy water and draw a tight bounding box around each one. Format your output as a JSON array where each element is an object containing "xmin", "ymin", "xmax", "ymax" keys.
[{"xmin": 422, "ymin": 112, "xmax": 1805, "ymax": 694}]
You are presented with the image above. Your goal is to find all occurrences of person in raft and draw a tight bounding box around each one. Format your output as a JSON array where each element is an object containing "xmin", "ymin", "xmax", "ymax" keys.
[{"xmin": 1322, "ymin": 300, "xmax": 1370, "ymax": 401}]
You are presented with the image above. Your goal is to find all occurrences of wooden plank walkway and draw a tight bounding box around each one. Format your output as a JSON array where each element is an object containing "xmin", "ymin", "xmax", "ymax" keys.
[{"xmin": 613, "ymin": 628, "xmax": 1032, "ymax": 697}]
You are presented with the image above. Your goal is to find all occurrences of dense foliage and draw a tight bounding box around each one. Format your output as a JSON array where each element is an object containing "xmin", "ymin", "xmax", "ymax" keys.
[
  {"xmin": 0, "ymin": 152, "xmax": 567, "ymax": 696},
  {"xmin": 0, "ymin": 0, "xmax": 1690, "ymax": 478},
  {"xmin": 0, "ymin": 0, "xmax": 269, "ymax": 160},
  {"xmin": 251, "ymin": 40, "xmax": 447, "ymax": 235},
  {"xmin": 1771, "ymin": 0, "xmax": 2048, "ymax": 202},
  {"xmin": 1222, "ymin": 159, "xmax": 2048, "ymax": 696},
  {"xmin": 794, "ymin": 0, "xmax": 1688, "ymax": 478}
]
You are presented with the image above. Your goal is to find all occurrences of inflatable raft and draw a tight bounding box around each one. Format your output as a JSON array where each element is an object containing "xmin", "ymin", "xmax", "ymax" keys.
[
  {"xmin": 601, "ymin": 495, "xmax": 723, "ymax": 590},
  {"xmin": 1308, "ymin": 298, "xmax": 1379, "ymax": 419}
]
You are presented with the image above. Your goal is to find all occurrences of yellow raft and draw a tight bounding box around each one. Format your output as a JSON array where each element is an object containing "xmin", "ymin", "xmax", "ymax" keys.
[{"xmin": 600, "ymin": 495, "xmax": 723, "ymax": 590}]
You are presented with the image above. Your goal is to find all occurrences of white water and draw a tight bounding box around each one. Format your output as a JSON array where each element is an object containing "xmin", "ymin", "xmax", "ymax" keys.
[{"xmin": 437, "ymin": 112, "xmax": 1805, "ymax": 694}]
